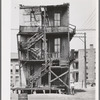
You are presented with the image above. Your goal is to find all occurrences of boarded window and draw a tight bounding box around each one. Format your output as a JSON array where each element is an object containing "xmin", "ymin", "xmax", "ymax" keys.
[
  {"xmin": 31, "ymin": 12, "xmax": 41, "ymax": 26},
  {"xmin": 54, "ymin": 38, "xmax": 60, "ymax": 58}
]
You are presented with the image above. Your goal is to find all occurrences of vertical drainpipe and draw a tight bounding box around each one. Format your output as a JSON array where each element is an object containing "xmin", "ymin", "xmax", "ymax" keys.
[{"xmin": 67, "ymin": 4, "xmax": 70, "ymax": 94}]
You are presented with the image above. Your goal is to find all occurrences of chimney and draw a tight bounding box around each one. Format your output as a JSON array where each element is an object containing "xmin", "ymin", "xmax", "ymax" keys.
[{"xmin": 90, "ymin": 44, "xmax": 93, "ymax": 49}]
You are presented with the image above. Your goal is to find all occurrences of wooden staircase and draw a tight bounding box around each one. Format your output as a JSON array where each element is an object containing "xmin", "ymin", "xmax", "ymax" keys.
[
  {"xmin": 29, "ymin": 48, "xmax": 41, "ymax": 60},
  {"xmin": 21, "ymin": 32, "xmax": 44, "ymax": 49},
  {"xmin": 27, "ymin": 64, "xmax": 49, "ymax": 88}
]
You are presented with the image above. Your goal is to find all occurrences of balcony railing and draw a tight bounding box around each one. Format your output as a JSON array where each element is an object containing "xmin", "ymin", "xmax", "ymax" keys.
[
  {"xmin": 20, "ymin": 52, "xmax": 62, "ymax": 61},
  {"xmin": 19, "ymin": 24, "xmax": 76, "ymax": 34}
]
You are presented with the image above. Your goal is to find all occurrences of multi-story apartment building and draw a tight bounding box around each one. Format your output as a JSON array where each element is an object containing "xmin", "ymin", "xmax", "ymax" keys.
[
  {"xmin": 70, "ymin": 44, "xmax": 96, "ymax": 88},
  {"xmin": 11, "ymin": 53, "xmax": 19, "ymax": 87}
]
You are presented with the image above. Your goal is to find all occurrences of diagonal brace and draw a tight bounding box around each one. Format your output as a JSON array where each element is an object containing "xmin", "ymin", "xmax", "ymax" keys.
[
  {"xmin": 51, "ymin": 70, "xmax": 69, "ymax": 82},
  {"xmin": 50, "ymin": 70, "xmax": 69, "ymax": 88}
]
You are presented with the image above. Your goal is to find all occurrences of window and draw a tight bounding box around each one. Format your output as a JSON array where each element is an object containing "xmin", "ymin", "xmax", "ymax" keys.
[
  {"xmin": 86, "ymin": 66, "xmax": 88, "ymax": 69},
  {"xmin": 16, "ymin": 76, "xmax": 19, "ymax": 78},
  {"xmin": 11, "ymin": 69, "xmax": 13, "ymax": 74},
  {"xmin": 86, "ymin": 77, "xmax": 88, "ymax": 79},
  {"xmin": 16, "ymin": 80, "xmax": 19, "ymax": 83},
  {"xmin": 86, "ymin": 73, "xmax": 88, "ymax": 75},
  {"xmin": 76, "ymin": 72, "xmax": 79, "ymax": 82},
  {"xmin": 54, "ymin": 13, "xmax": 60, "ymax": 26},
  {"xmin": 73, "ymin": 62, "xmax": 78, "ymax": 69},
  {"xmin": 16, "ymin": 69, "xmax": 19, "ymax": 74},
  {"xmin": 16, "ymin": 65, "xmax": 19, "ymax": 69},
  {"xmin": 54, "ymin": 38, "xmax": 60, "ymax": 58},
  {"xmin": 74, "ymin": 72, "xmax": 79, "ymax": 82},
  {"xmin": 10, "ymin": 76, "xmax": 13, "ymax": 78}
]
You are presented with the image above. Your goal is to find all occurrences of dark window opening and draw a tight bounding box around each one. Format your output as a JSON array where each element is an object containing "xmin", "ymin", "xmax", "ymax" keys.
[
  {"xmin": 16, "ymin": 69, "xmax": 19, "ymax": 73},
  {"xmin": 11, "ymin": 69, "xmax": 12, "ymax": 72},
  {"xmin": 52, "ymin": 59, "xmax": 60, "ymax": 66},
  {"xmin": 76, "ymin": 62, "xmax": 78, "ymax": 69},
  {"xmin": 74, "ymin": 62, "xmax": 78, "ymax": 69},
  {"xmin": 16, "ymin": 76, "xmax": 19, "ymax": 79},
  {"xmin": 11, "ymin": 69, "xmax": 13, "ymax": 74},
  {"xmin": 41, "ymin": 73, "xmax": 48, "ymax": 86},
  {"xmin": 74, "ymin": 51, "xmax": 78, "ymax": 59},
  {"xmin": 11, "ymin": 76, "xmax": 13, "ymax": 78},
  {"xmin": 76, "ymin": 73, "xmax": 79, "ymax": 82},
  {"xmin": 86, "ymin": 66, "xmax": 88, "ymax": 69},
  {"xmin": 86, "ymin": 77, "xmax": 88, "ymax": 79},
  {"xmin": 16, "ymin": 69, "xmax": 19, "ymax": 74},
  {"xmin": 74, "ymin": 72, "xmax": 79, "ymax": 82}
]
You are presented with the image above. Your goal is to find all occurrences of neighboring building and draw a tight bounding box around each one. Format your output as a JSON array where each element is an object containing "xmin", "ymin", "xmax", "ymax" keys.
[
  {"xmin": 10, "ymin": 53, "xmax": 20, "ymax": 87},
  {"xmin": 70, "ymin": 44, "xmax": 96, "ymax": 88},
  {"xmin": 16, "ymin": 3, "xmax": 76, "ymax": 93}
]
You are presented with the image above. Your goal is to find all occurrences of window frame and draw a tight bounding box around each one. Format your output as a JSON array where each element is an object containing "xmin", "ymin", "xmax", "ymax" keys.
[{"xmin": 54, "ymin": 13, "xmax": 61, "ymax": 26}]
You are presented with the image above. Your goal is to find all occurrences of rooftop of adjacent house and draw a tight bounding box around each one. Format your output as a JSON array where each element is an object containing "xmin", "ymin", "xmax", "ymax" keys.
[{"xmin": 11, "ymin": 53, "xmax": 18, "ymax": 59}]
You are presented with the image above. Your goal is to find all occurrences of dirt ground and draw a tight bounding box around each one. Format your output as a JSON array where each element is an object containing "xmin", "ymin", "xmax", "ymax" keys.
[
  {"xmin": 28, "ymin": 87, "xmax": 95, "ymax": 100},
  {"xmin": 11, "ymin": 87, "xmax": 96, "ymax": 100}
]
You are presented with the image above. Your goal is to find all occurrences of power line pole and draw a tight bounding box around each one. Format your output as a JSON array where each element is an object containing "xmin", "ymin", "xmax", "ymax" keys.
[
  {"xmin": 74, "ymin": 33, "xmax": 87, "ymax": 88},
  {"xmin": 84, "ymin": 33, "xmax": 87, "ymax": 88}
]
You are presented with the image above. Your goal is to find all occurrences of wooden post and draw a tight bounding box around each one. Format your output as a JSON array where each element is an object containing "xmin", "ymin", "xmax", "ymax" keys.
[
  {"xmin": 43, "ymin": 7, "xmax": 47, "ymax": 66},
  {"xmin": 67, "ymin": 7, "xmax": 70, "ymax": 94},
  {"xmin": 49, "ymin": 66, "xmax": 51, "ymax": 93},
  {"xmin": 17, "ymin": 34, "xmax": 22, "ymax": 87}
]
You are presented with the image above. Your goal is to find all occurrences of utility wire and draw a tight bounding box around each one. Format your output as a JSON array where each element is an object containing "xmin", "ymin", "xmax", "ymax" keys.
[
  {"xmin": 79, "ymin": 8, "xmax": 96, "ymax": 29},
  {"xmin": 81, "ymin": 13, "xmax": 96, "ymax": 29},
  {"xmin": 79, "ymin": 8, "xmax": 95, "ymax": 29},
  {"xmin": 85, "ymin": 15, "xmax": 96, "ymax": 29},
  {"xmin": 79, "ymin": 8, "xmax": 96, "ymax": 28},
  {"xmin": 83, "ymin": 14, "xmax": 96, "ymax": 28},
  {"xmin": 86, "ymin": 19, "xmax": 96, "ymax": 29},
  {"xmin": 82, "ymin": 14, "xmax": 96, "ymax": 29}
]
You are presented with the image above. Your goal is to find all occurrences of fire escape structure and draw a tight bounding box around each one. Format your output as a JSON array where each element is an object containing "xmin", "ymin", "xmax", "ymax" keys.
[{"xmin": 17, "ymin": 3, "xmax": 76, "ymax": 94}]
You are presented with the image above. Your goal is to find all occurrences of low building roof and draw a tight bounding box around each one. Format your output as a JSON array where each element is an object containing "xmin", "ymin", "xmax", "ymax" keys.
[
  {"xmin": 20, "ymin": 3, "xmax": 69, "ymax": 9},
  {"xmin": 11, "ymin": 53, "xmax": 18, "ymax": 59}
]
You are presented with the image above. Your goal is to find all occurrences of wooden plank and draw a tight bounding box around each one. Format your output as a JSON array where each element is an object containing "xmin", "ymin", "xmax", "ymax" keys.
[
  {"xmin": 11, "ymin": 87, "xmax": 59, "ymax": 91},
  {"xmin": 50, "ymin": 66, "xmax": 68, "ymax": 68}
]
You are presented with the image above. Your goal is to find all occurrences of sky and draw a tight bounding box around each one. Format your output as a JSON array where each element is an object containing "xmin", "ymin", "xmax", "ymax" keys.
[{"xmin": 11, "ymin": 0, "xmax": 97, "ymax": 53}]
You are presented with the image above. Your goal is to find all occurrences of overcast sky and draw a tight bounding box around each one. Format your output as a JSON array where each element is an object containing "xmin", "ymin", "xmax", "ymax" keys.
[{"xmin": 11, "ymin": 0, "xmax": 97, "ymax": 53}]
